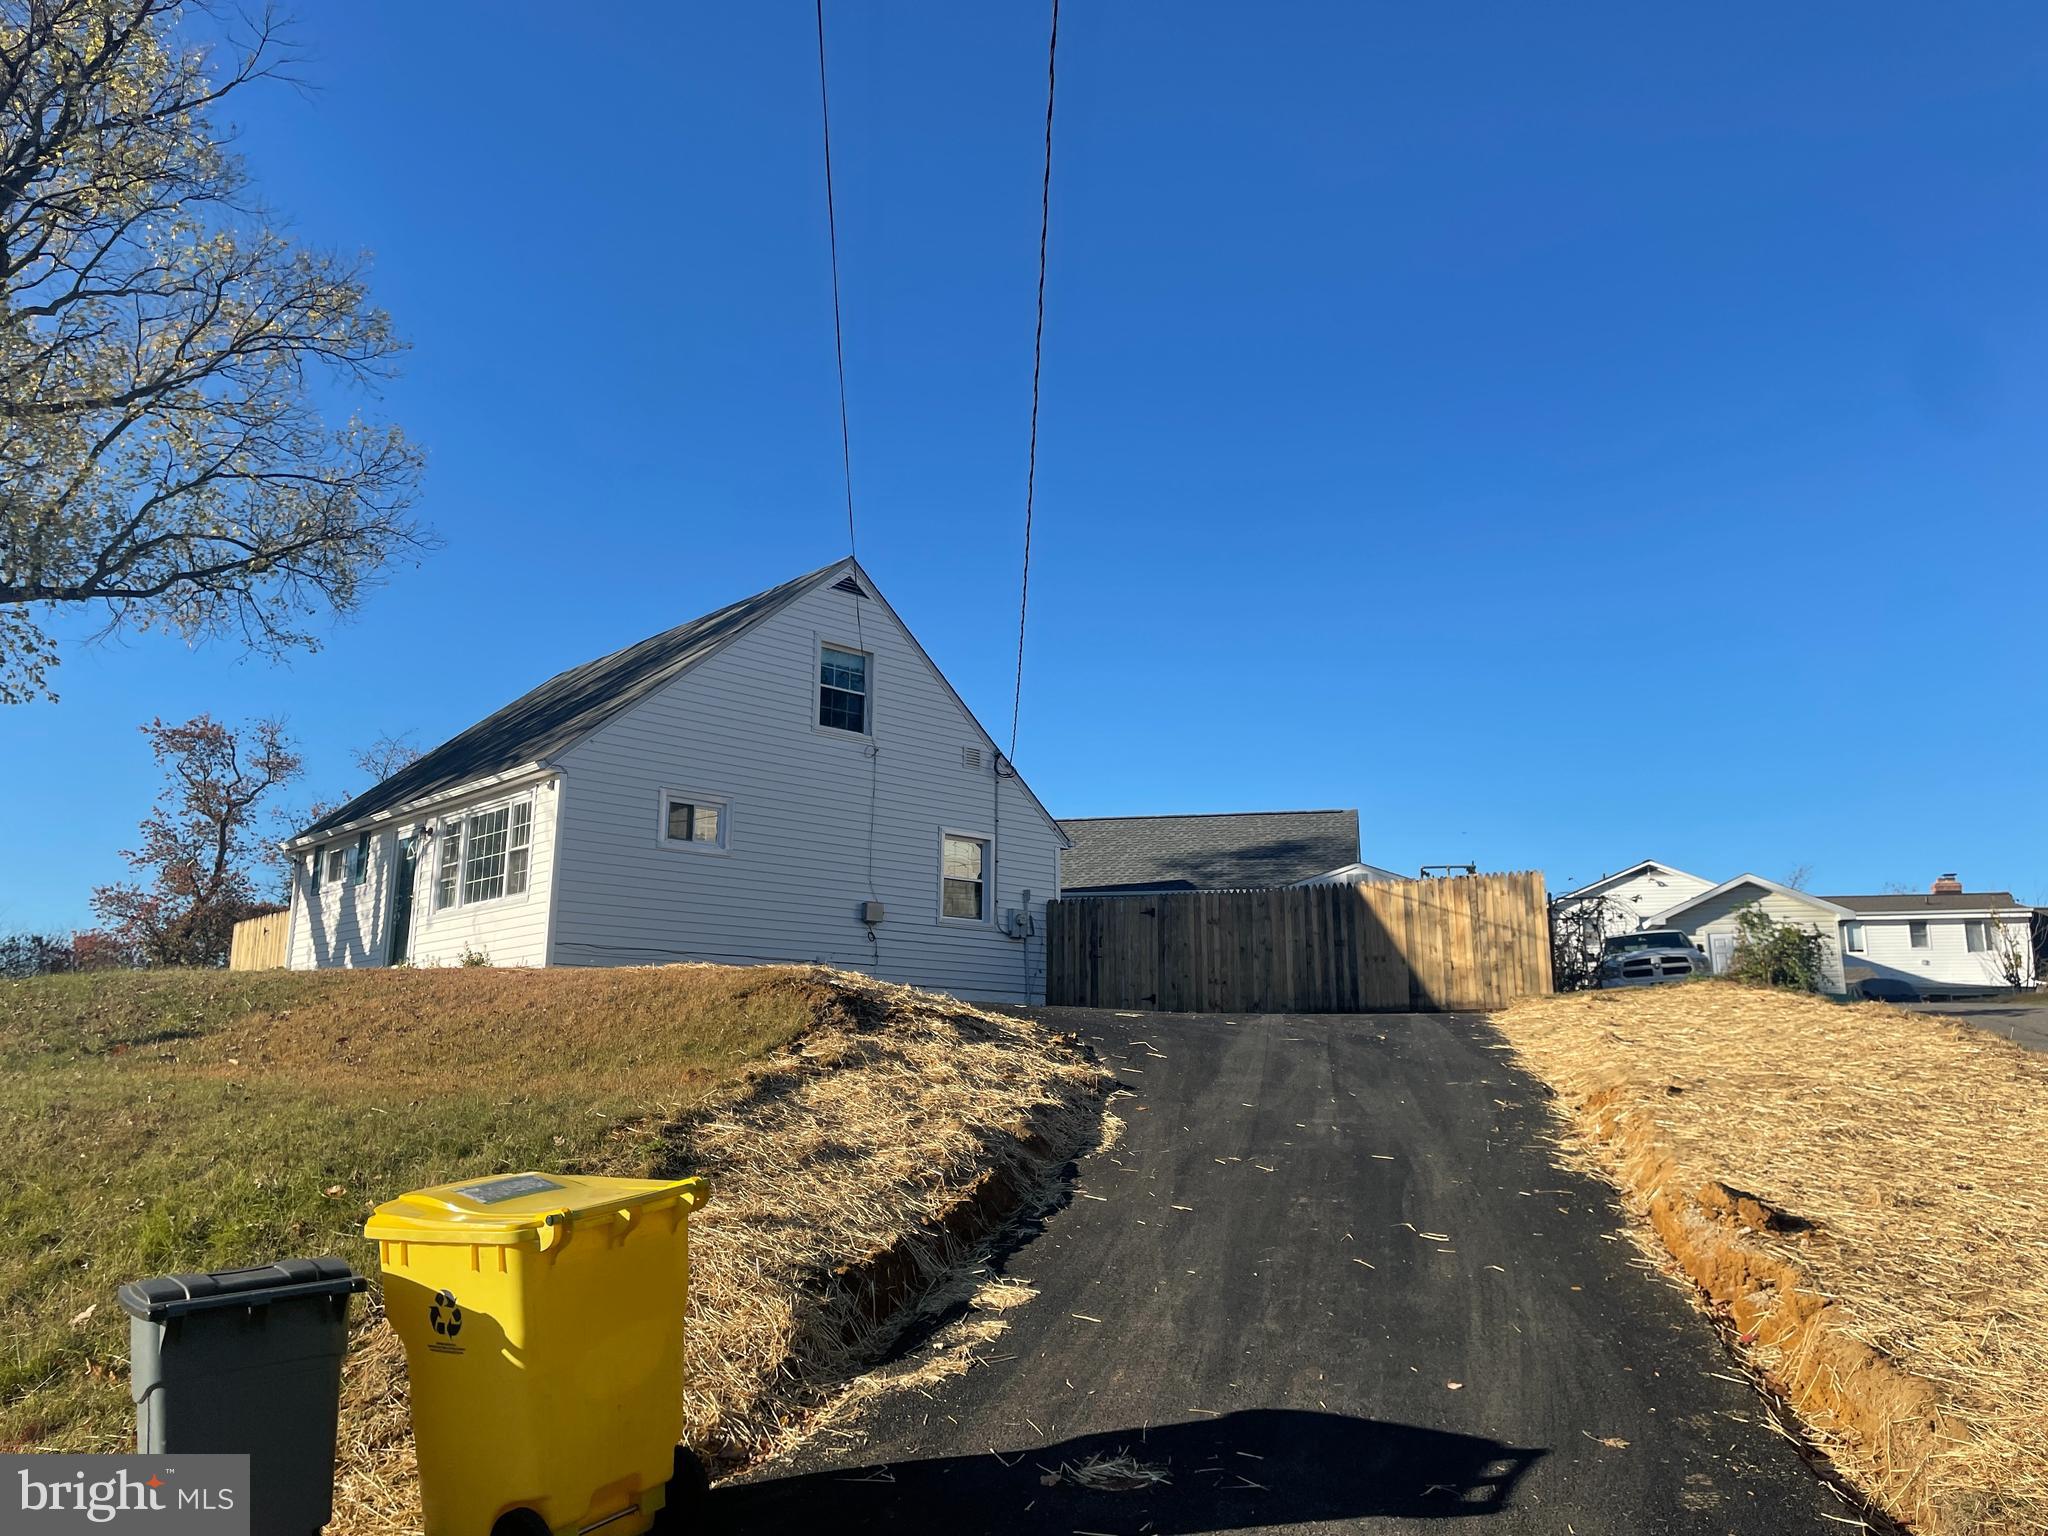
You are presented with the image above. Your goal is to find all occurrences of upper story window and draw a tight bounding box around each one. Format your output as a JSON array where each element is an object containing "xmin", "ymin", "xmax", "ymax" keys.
[
  {"xmin": 434, "ymin": 796, "xmax": 533, "ymax": 912},
  {"xmin": 324, "ymin": 846, "xmax": 349, "ymax": 884},
  {"xmin": 819, "ymin": 644, "xmax": 869, "ymax": 734},
  {"xmin": 1844, "ymin": 922, "xmax": 1864, "ymax": 953},
  {"xmin": 1909, "ymin": 920, "xmax": 1930, "ymax": 949},
  {"xmin": 941, "ymin": 831, "xmax": 989, "ymax": 922},
  {"xmin": 660, "ymin": 791, "xmax": 729, "ymax": 852}
]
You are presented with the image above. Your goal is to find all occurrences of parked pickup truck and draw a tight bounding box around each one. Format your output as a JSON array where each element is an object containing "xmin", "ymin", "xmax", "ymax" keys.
[{"xmin": 1599, "ymin": 929, "xmax": 1712, "ymax": 987}]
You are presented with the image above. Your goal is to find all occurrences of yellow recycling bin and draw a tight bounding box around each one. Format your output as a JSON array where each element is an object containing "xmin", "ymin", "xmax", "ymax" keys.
[{"xmin": 367, "ymin": 1171, "xmax": 710, "ymax": 1536}]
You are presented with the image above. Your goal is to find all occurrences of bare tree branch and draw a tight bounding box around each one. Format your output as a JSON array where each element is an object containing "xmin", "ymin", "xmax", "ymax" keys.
[{"xmin": 0, "ymin": 0, "xmax": 430, "ymax": 702}]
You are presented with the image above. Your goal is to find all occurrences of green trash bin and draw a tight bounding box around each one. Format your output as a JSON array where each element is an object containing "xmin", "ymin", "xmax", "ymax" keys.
[{"xmin": 119, "ymin": 1257, "xmax": 367, "ymax": 1536}]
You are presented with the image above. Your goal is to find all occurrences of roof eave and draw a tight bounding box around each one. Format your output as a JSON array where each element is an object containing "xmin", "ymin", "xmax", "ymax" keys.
[{"xmin": 281, "ymin": 761, "xmax": 553, "ymax": 849}]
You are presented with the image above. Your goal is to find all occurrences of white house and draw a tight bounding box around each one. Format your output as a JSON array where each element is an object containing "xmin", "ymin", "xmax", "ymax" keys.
[
  {"xmin": 278, "ymin": 560, "xmax": 1070, "ymax": 1004},
  {"xmin": 1553, "ymin": 859, "xmax": 1718, "ymax": 939},
  {"xmin": 1601, "ymin": 865, "xmax": 2036, "ymax": 998}
]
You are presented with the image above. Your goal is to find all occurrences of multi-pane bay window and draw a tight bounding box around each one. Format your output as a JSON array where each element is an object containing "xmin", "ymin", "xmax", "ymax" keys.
[{"xmin": 434, "ymin": 796, "xmax": 533, "ymax": 911}]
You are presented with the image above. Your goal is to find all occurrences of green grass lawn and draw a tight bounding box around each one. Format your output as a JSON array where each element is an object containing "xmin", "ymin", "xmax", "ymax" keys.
[{"xmin": 0, "ymin": 965, "xmax": 828, "ymax": 1452}]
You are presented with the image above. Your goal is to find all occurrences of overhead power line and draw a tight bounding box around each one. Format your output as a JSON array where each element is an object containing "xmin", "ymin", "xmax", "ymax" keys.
[
  {"xmin": 1008, "ymin": 0, "xmax": 1061, "ymax": 763},
  {"xmin": 814, "ymin": 0, "xmax": 858, "ymax": 562}
]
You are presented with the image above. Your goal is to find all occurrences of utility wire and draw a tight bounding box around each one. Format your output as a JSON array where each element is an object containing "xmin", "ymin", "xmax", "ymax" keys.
[
  {"xmin": 815, "ymin": 0, "xmax": 858, "ymax": 562},
  {"xmin": 1008, "ymin": 0, "xmax": 1061, "ymax": 763},
  {"xmin": 815, "ymin": 0, "xmax": 882, "ymax": 972}
]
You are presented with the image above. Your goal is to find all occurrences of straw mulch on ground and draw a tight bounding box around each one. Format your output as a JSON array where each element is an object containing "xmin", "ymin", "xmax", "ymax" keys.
[
  {"xmin": 1494, "ymin": 982, "xmax": 2048, "ymax": 1536},
  {"xmin": 332, "ymin": 971, "xmax": 1105, "ymax": 1533}
]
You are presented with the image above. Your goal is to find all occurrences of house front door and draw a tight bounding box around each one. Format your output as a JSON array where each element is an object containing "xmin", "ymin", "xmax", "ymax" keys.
[
  {"xmin": 1707, "ymin": 931, "xmax": 1737, "ymax": 975},
  {"xmin": 388, "ymin": 835, "xmax": 418, "ymax": 965}
]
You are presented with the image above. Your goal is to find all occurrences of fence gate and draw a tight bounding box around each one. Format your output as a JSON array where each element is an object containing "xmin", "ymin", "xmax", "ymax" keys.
[{"xmin": 1045, "ymin": 871, "xmax": 1552, "ymax": 1014}]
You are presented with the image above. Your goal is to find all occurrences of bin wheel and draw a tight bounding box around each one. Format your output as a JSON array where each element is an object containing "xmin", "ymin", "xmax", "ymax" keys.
[
  {"xmin": 491, "ymin": 1510, "xmax": 551, "ymax": 1536},
  {"xmin": 652, "ymin": 1445, "xmax": 712, "ymax": 1533}
]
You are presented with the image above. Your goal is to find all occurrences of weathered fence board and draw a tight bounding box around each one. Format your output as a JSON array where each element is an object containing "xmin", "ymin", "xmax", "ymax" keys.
[
  {"xmin": 228, "ymin": 910, "xmax": 288, "ymax": 971},
  {"xmin": 1046, "ymin": 871, "xmax": 1552, "ymax": 1014}
]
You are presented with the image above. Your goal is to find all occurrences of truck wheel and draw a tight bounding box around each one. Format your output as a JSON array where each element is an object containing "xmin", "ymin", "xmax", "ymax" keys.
[
  {"xmin": 491, "ymin": 1511, "xmax": 550, "ymax": 1536},
  {"xmin": 652, "ymin": 1446, "xmax": 713, "ymax": 1532}
]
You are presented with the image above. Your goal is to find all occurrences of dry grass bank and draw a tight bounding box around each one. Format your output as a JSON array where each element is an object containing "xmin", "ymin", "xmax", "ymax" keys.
[
  {"xmin": 1495, "ymin": 983, "xmax": 2048, "ymax": 1535},
  {"xmin": 0, "ymin": 964, "xmax": 1105, "ymax": 1534}
]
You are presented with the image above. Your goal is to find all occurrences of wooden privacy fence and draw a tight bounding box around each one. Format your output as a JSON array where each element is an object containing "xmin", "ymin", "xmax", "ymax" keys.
[
  {"xmin": 1046, "ymin": 871, "xmax": 1552, "ymax": 1014},
  {"xmin": 228, "ymin": 910, "xmax": 288, "ymax": 971}
]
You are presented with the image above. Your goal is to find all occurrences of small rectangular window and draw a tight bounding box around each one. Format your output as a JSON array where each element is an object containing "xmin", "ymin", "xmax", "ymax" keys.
[
  {"xmin": 942, "ymin": 833, "xmax": 988, "ymax": 921},
  {"xmin": 463, "ymin": 806, "xmax": 512, "ymax": 904},
  {"xmin": 1909, "ymin": 920, "xmax": 1930, "ymax": 949},
  {"xmin": 660, "ymin": 792, "xmax": 728, "ymax": 851},
  {"xmin": 506, "ymin": 801, "xmax": 532, "ymax": 896},
  {"xmin": 325, "ymin": 846, "xmax": 349, "ymax": 884},
  {"xmin": 1965, "ymin": 920, "xmax": 1990, "ymax": 952},
  {"xmin": 434, "ymin": 822, "xmax": 463, "ymax": 911},
  {"xmin": 1844, "ymin": 922, "xmax": 1864, "ymax": 953},
  {"xmin": 819, "ymin": 644, "xmax": 869, "ymax": 733}
]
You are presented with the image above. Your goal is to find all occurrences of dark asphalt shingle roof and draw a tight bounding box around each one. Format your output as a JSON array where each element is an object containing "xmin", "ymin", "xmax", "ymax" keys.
[
  {"xmin": 1825, "ymin": 891, "xmax": 2024, "ymax": 914},
  {"xmin": 296, "ymin": 561, "xmax": 845, "ymax": 839},
  {"xmin": 1058, "ymin": 810, "xmax": 1360, "ymax": 894}
]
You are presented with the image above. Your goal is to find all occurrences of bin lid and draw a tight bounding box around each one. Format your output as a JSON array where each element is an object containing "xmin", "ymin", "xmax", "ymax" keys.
[
  {"xmin": 117, "ymin": 1257, "xmax": 366, "ymax": 1323},
  {"xmin": 363, "ymin": 1172, "xmax": 709, "ymax": 1246}
]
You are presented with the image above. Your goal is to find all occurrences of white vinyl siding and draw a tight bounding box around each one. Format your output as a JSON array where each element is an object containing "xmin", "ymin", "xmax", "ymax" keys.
[
  {"xmin": 286, "ymin": 777, "xmax": 562, "ymax": 971},
  {"xmin": 1843, "ymin": 912, "xmax": 2035, "ymax": 992},
  {"xmin": 552, "ymin": 575, "xmax": 1062, "ymax": 1002},
  {"xmin": 1555, "ymin": 864, "xmax": 1716, "ymax": 938}
]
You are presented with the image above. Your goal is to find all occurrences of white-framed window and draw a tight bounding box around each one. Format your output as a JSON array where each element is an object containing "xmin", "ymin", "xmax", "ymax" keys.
[
  {"xmin": 1844, "ymin": 922, "xmax": 1864, "ymax": 953},
  {"xmin": 434, "ymin": 821, "xmax": 463, "ymax": 911},
  {"xmin": 1965, "ymin": 920, "xmax": 1991, "ymax": 952},
  {"xmin": 658, "ymin": 789, "xmax": 730, "ymax": 852},
  {"xmin": 325, "ymin": 846, "xmax": 349, "ymax": 884},
  {"xmin": 939, "ymin": 830, "xmax": 991, "ymax": 922},
  {"xmin": 1909, "ymin": 920, "xmax": 1930, "ymax": 949},
  {"xmin": 432, "ymin": 793, "xmax": 534, "ymax": 912},
  {"xmin": 818, "ymin": 641, "xmax": 870, "ymax": 734}
]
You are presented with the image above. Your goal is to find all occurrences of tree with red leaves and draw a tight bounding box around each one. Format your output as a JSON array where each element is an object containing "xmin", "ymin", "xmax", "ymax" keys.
[{"xmin": 92, "ymin": 715, "xmax": 303, "ymax": 967}]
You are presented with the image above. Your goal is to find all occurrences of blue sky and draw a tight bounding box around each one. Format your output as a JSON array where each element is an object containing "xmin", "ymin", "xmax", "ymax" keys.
[{"xmin": 6, "ymin": 3, "xmax": 2046, "ymax": 932}]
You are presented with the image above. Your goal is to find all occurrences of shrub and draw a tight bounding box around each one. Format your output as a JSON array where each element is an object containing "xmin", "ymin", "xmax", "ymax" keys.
[{"xmin": 1727, "ymin": 904, "xmax": 1829, "ymax": 993}]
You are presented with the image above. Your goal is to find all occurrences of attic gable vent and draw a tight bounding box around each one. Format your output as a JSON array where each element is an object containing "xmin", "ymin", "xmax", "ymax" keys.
[
  {"xmin": 831, "ymin": 574, "xmax": 867, "ymax": 597},
  {"xmin": 961, "ymin": 745, "xmax": 983, "ymax": 770}
]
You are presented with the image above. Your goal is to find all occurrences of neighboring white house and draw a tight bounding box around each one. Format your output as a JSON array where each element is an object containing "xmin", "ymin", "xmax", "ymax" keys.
[
  {"xmin": 1553, "ymin": 860, "xmax": 1718, "ymax": 939},
  {"xmin": 278, "ymin": 559, "xmax": 1070, "ymax": 1004},
  {"xmin": 1563, "ymin": 860, "xmax": 2036, "ymax": 997},
  {"xmin": 1824, "ymin": 886, "xmax": 2037, "ymax": 997},
  {"xmin": 1631, "ymin": 871, "xmax": 2035, "ymax": 998}
]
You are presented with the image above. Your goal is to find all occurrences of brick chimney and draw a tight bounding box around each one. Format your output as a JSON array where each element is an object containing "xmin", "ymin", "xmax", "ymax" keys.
[{"xmin": 1932, "ymin": 872, "xmax": 1963, "ymax": 895}]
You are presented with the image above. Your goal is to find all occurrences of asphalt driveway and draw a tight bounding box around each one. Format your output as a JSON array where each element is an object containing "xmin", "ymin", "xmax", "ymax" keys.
[
  {"xmin": 715, "ymin": 1010, "xmax": 1854, "ymax": 1533},
  {"xmin": 1908, "ymin": 996, "xmax": 2048, "ymax": 1052}
]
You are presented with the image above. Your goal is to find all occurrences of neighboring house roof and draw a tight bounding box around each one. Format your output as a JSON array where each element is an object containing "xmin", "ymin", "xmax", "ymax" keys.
[
  {"xmin": 1645, "ymin": 873, "xmax": 1855, "ymax": 926},
  {"xmin": 1556, "ymin": 859, "xmax": 1706, "ymax": 902},
  {"xmin": 1058, "ymin": 810, "xmax": 1360, "ymax": 894},
  {"xmin": 1292, "ymin": 861, "xmax": 1409, "ymax": 887},
  {"xmin": 291, "ymin": 558, "xmax": 1066, "ymax": 846},
  {"xmin": 1824, "ymin": 892, "xmax": 2025, "ymax": 915}
]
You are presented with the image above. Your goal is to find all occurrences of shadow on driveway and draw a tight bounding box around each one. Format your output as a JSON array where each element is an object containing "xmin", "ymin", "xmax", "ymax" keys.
[{"xmin": 716, "ymin": 1408, "xmax": 1546, "ymax": 1531}]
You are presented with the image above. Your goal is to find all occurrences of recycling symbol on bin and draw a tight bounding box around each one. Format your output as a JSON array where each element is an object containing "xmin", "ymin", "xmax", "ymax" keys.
[{"xmin": 429, "ymin": 1290, "xmax": 463, "ymax": 1339}]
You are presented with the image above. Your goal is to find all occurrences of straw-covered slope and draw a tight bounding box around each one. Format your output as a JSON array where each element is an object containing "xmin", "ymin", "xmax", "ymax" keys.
[{"xmin": 1495, "ymin": 983, "xmax": 2048, "ymax": 1535}]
